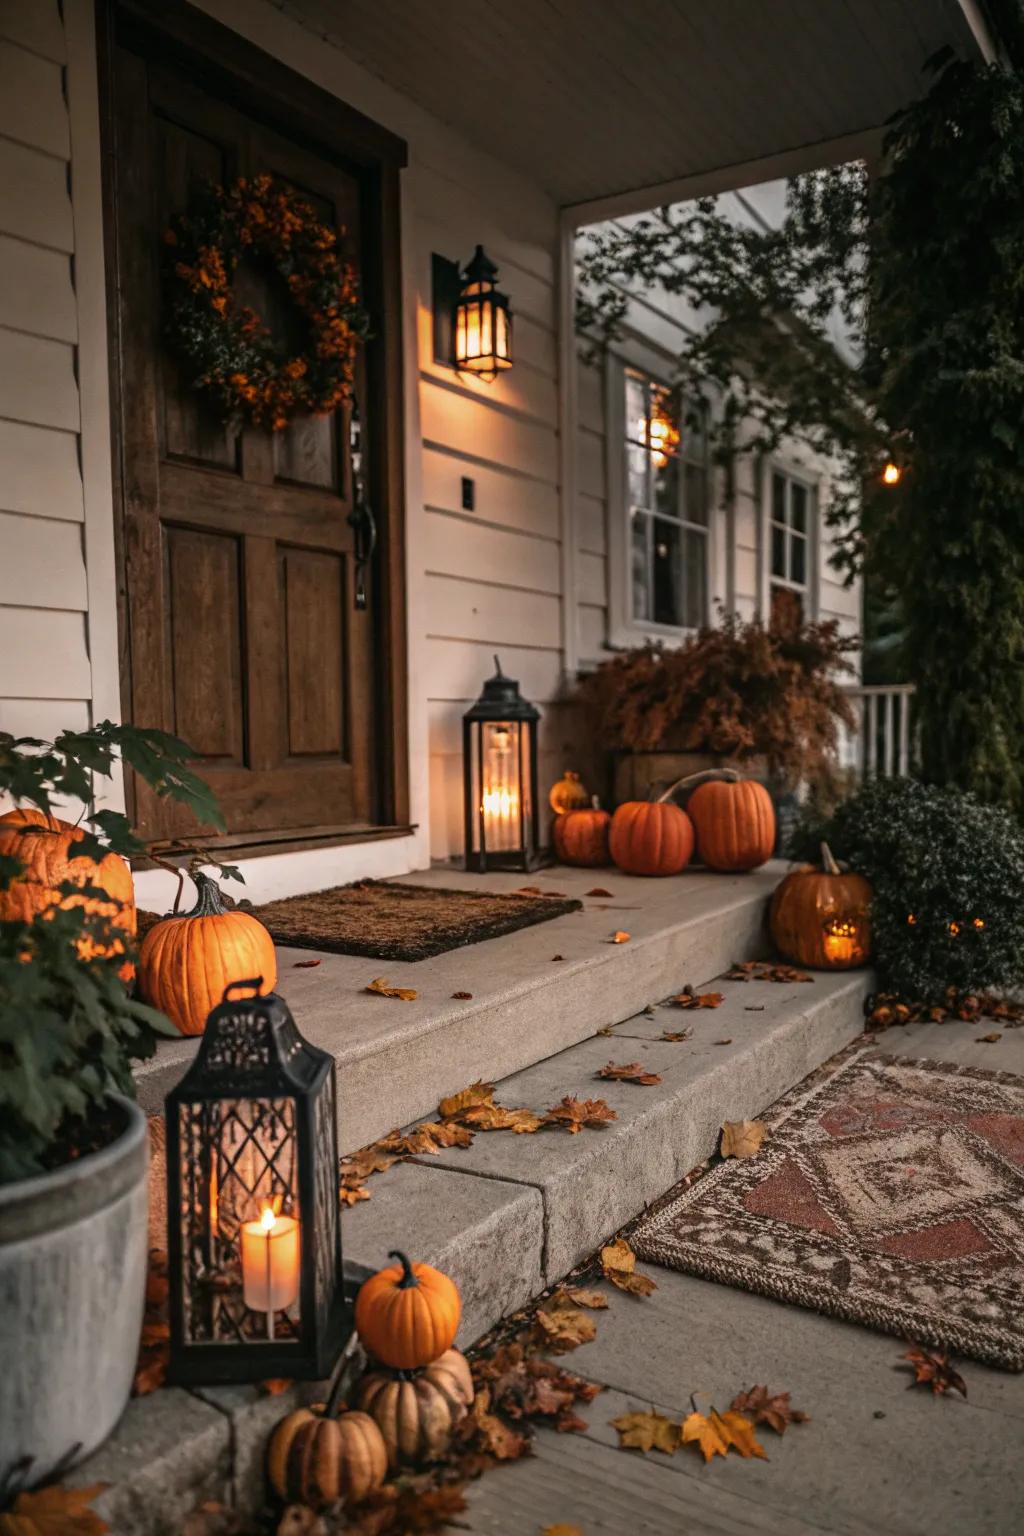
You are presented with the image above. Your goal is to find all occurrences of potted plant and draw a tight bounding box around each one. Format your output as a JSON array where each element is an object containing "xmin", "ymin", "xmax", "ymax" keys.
[
  {"xmin": 0, "ymin": 722, "xmax": 228, "ymax": 1490},
  {"xmin": 576, "ymin": 611, "xmax": 858, "ymax": 846}
]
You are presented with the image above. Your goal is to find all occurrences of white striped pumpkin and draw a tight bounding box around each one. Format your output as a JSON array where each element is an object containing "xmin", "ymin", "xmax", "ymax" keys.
[
  {"xmin": 356, "ymin": 1349, "xmax": 474, "ymax": 1470},
  {"xmin": 267, "ymin": 1407, "xmax": 386, "ymax": 1510}
]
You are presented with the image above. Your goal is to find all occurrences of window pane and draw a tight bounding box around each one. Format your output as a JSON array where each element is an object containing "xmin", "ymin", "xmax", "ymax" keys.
[
  {"xmin": 631, "ymin": 509, "xmax": 651, "ymax": 622},
  {"xmin": 791, "ymin": 531, "xmax": 807, "ymax": 586},
  {"xmin": 682, "ymin": 401, "xmax": 707, "ymax": 458},
  {"xmin": 654, "ymin": 453, "xmax": 680, "ymax": 518},
  {"xmin": 791, "ymin": 482, "xmax": 808, "ymax": 532},
  {"xmin": 772, "ymin": 472, "xmax": 787, "ymax": 524},
  {"xmin": 683, "ymin": 462, "xmax": 708, "ymax": 526},
  {"xmin": 648, "ymin": 384, "xmax": 680, "ymax": 463},
  {"xmin": 682, "ymin": 527, "xmax": 707, "ymax": 628},
  {"xmin": 625, "ymin": 373, "xmax": 648, "ymax": 445},
  {"xmin": 628, "ymin": 443, "xmax": 650, "ymax": 510},
  {"xmin": 771, "ymin": 523, "xmax": 787, "ymax": 579},
  {"xmin": 652, "ymin": 516, "xmax": 683, "ymax": 626}
]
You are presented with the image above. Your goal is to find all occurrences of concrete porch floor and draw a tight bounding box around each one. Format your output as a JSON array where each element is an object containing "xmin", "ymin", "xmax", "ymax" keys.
[{"xmin": 464, "ymin": 1018, "xmax": 1024, "ymax": 1536}]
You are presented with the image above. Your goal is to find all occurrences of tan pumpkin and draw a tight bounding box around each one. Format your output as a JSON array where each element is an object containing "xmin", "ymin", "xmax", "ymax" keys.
[
  {"xmin": 356, "ymin": 1349, "xmax": 474, "ymax": 1470},
  {"xmin": 138, "ymin": 872, "xmax": 277, "ymax": 1036},
  {"xmin": 0, "ymin": 807, "xmax": 137, "ymax": 979},
  {"xmin": 608, "ymin": 798, "xmax": 694, "ymax": 877},
  {"xmin": 552, "ymin": 796, "xmax": 611, "ymax": 867},
  {"xmin": 548, "ymin": 770, "xmax": 591, "ymax": 817},
  {"xmin": 354, "ymin": 1251, "xmax": 460, "ymax": 1370},
  {"xmin": 267, "ymin": 1407, "xmax": 387, "ymax": 1510},
  {"xmin": 770, "ymin": 842, "xmax": 872, "ymax": 970},
  {"xmin": 683, "ymin": 771, "xmax": 776, "ymax": 872}
]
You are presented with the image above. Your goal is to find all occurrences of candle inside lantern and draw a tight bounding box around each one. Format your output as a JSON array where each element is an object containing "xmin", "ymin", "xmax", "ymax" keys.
[
  {"xmin": 241, "ymin": 1205, "xmax": 300, "ymax": 1327},
  {"xmin": 480, "ymin": 724, "xmax": 520, "ymax": 852}
]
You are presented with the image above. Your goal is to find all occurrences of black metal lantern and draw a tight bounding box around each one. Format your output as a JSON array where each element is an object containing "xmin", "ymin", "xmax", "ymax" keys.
[
  {"xmin": 165, "ymin": 980, "xmax": 349, "ymax": 1386},
  {"xmin": 454, "ymin": 245, "xmax": 512, "ymax": 381},
  {"xmin": 462, "ymin": 656, "xmax": 540, "ymax": 872}
]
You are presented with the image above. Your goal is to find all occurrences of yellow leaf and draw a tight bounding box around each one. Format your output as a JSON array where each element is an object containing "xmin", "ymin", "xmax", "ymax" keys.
[
  {"xmin": 365, "ymin": 976, "xmax": 418, "ymax": 1001},
  {"xmin": 438, "ymin": 1080, "xmax": 496, "ymax": 1119},
  {"xmin": 460, "ymin": 1102, "xmax": 544, "ymax": 1134},
  {"xmin": 610, "ymin": 1408, "xmax": 680, "ymax": 1454},
  {"xmin": 596, "ymin": 1061, "xmax": 662, "ymax": 1086},
  {"xmin": 682, "ymin": 1407, "xmax": 767, "ymax": 1462},
  {"xmin": 542, "ymin": 1096, "xmax": 617, "ymax": 1133},
  {"xmin": 0, "ymin": 1484, "xmax": 109, "ymax": 1536},
  {"xmin": 600, "ymin": 1237, "xmax": 657, "ymax": 1298},
  {"xmin": 532, "ymin": 1305, "xmax": 597, "ymax": 1354},
  {"xmin": 720, "ymin": 1120, "xmax": 767, "ymax": 1159}
]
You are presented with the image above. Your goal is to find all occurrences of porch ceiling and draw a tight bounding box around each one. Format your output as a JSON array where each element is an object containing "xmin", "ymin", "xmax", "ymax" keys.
[{"xmin": 283, "ymin": 0, "xmax": 991, "ymax": 214}]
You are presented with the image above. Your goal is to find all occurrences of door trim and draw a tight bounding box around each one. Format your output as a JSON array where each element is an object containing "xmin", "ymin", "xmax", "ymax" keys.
[{"xmin": 96, "ymin": 0, "xmax": 411, "ymax": 842}]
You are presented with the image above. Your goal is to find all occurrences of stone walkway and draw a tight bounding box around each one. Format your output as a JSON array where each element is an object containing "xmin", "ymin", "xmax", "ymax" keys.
[{"xmin": 463, "ymin": 1019, "xmax": 1024, "ymax": 1536}]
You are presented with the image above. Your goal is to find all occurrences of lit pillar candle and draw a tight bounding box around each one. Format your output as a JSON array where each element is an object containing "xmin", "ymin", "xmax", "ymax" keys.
[{"xmin": 241, "ymin": 1206, "xmax": 300, "ymax": 1336}]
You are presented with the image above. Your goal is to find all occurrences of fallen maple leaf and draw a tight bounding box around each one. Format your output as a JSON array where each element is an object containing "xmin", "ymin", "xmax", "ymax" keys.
[
  {"xmin": 608, "ymin": 930, "xmax": 631, "ymax": 943},
  {"xmin": 902, "ymin": 1346, "xmax": 967, "ymax": 1397},
  {"xmin": 532, "ymin": 1305, "xmax": 597, "ymax": 1354},
  {"xmin": 542, "ymin": 1096, "xmax": 617, "ymax": 1133},
  {"xmin": 672, "ymin": 988, "xmax": 724, "ymax": 1009},
  {"xmin": 460, "ymin": 1102, "xmax": 544, "ymax": 1133},
  {"xmin": 459, "ymin": 1386, "xmax": 532, "ymax": 1459},
  {"xmin": 596, "ymin": 1061, "xmax": 662, "ymax": 1086},
  {"xmin": 714, "ymin": 1037, "xmax": 733, "ymax": 1046},
  {"xmin": 383, "ymin": 1121, "xmax": 474, "ymax": 1156},
  {"xmin": 720, "ymin": 1120, "xmax": 767, "ymax": 1159},
  {"xmin": 600, "ymin": 1237, "xmax": 657, "ymax": 1297},
  {"xmin": 365, "ymin": 976, "xmax": 418, "ymax": 1001},
  {"xmin": 682, "ymin": 1407, "xmax": 766, "ymax": 1462},
  {"xmin": 292, "ymin": 958, "xmax": 322, "ymax": 968},
  {"xmin": 725, "ymin": 961, "xmax": 813, "ymax": 984},
  {"xmin": 729, "ymin": 1385, "xmax": 809, "ymax": 1434},
  {"xmin": 661, "ymin": 1026, "xmax": 693, "ymax": 1043},
  {"xmin": 0, "ymin": 1484, "xmax": 110, "ymax": 1536},
  {"xmin": 585, "ymin": 887, "xmax": 614, "ymax": 897},
  {"xmin": 554, "ymin": 1285, "xmax": 609, "ymax": 1309},
  {"xmin": 610, "ymin": 1408, "xmax": 680, "ymax": 1454},
  {"xmin": 551, "ymin": 954, "xmax": 565, "ymax": 961},
  {"xmin": 451, "ymin": 990, "xmax": 473, "ymax": 1000},
  {"xmin": 438, "ymin": 1080, "xmax": 496, "ymax": 1119},
  {"xmin": 339, "ymin": 1182, "xmax": 370, "ymax": 1207},
  {"xmin": 976, "ymin": 1032, "xmax": 1002, "ymax": 1043}
]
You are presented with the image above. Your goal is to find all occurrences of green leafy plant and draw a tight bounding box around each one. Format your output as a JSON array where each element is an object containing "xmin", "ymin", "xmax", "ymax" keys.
[
  {"xmin": 790, "ymin": 778, "xmax": 1024, "ymax": 1002},
  {"xmin": 0, "ymin": 722, "xmax": 231, "ymax": 1183},
  {"xmin": 576, "ymin": 611, "xmax": 857, "ymax": 790}
]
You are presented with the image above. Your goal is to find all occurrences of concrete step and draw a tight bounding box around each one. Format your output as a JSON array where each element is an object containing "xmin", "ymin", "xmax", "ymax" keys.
[
  {"xmin": 83, "ymin": 960, "xmax": 870, "ymax": 1533},
  {"xmin": 133, "ymin": 863, "xmax": 780, "ymax": 1153}
]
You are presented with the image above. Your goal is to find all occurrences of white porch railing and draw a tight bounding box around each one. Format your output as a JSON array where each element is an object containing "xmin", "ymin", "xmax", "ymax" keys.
[{"xmin": 838, "ymin": 683, "xmax": 916, "ymax": 780}]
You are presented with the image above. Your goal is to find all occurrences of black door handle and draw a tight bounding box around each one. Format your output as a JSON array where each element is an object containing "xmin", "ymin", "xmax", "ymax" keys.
[{"xmin": 347, "ymin": 399, "xmax": 375, "ymax": 611}]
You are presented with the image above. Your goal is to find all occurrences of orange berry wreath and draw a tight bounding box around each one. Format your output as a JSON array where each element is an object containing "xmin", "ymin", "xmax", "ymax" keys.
[{"xmin": 163, "ymin": 174, "xmax": 368, "ymax": 431}]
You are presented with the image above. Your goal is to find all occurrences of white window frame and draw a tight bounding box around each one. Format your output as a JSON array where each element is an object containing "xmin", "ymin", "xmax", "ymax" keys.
[
  {"xmin": 758, "ymin": 457, "xmax": 821, "ymax": 623},
  {"xmin": 605, "ymin": 355, "xmax": 714, "ymax": 648}
]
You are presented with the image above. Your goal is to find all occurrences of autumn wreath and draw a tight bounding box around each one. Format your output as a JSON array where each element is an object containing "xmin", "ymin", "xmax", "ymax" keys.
[{"xmin": 163, "ymin": 173, "xmax": 368, "ymax": 431}]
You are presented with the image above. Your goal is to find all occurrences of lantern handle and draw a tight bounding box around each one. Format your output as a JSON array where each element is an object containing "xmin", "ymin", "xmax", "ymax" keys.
[{"xmin": 221, "ymin": 977, "xmax": 264, "ymax": 1002}]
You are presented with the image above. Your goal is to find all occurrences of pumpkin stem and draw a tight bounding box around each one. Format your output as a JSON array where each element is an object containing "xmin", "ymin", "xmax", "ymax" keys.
[
  {"xmin": 657, "ymin": 767, "xmax": 740, "ymax": 803},
  {"xmin": 388, "ymin": 1250, "xmax": 419, "ymax": 1289},
  {"xmin": 591, "ymin": 795, "xmax": 601, "ymax": 810},
  {"xmin": 189, "ymin": 871, "xmax": 230, "ymax": 918},
  {"xmin": 820, "ymin": 841, "xmax": 841, "ymax": 876}
]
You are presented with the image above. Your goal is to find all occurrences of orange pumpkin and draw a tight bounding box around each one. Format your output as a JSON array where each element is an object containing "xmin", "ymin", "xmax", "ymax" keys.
[
  {"xmin": 0, "ymin": 807, "xmax": 136, "ymax": 979},
  {"xmin": 356, "ymin": 1348, "xmax": 474, "ymax": 1470},
  {"xmin": 770, "ymin": 842, "xmax": 872, "ymax": 970},
  {"xmin": 267, "ymin": 1407, "xmax": 387, "ymax": 1510},
  {"xmin": 549, "ymin": 770, "xmax": 591, "ymax": 816},
  {"xmin": 553, "ymin": 796, "xmax": 611, "ymax": 867},
  {"xmin": 354, "ymin": 1251, "xmax": 461, "ymax": 1370},
  {"xmin": 685, "ymin": 773, "xmax": 776, "ymax": 872},
  {"xmin": 138, "ymin": 872, "xmax": 276, "ymax": 1036},
  {"xmin": 608, "ymin": 799, "xmax": 694, "ymax": 877}
]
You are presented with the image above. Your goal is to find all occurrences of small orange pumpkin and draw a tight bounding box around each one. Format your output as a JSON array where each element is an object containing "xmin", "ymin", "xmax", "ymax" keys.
[
  {"xmin": 267, "ymin": 1407, "xmax": 387, "ymax": 1510},
  {"xmin": 138, "ymin": 872, "xmax": 277, "ymax": 1036},
  {"xmin": 608, "ymin": 799, "xmax": 694, "ymax": 877},
  {"xmin": 684, "ymin": 772, "xmax": 776, "ymax": 872},
  {"xmin": 770, "ymin": 842, "xmax": 872, "ymax": 970},
  {"xmin": 552, "ymin": 796, "xmax": 611, "ymax": 867},
  {"xmin": 356, "ymin": 1348, "xmax": 474, "ymax": 1470},
  {"xmin": 0, "ymin": 807, "xmax": 137, "ymax": 979},
  {"xmin": 354, "ymin": 1251, "xmax": 461, "ymax": 1371},
  {"xmin": 549, "ymin": 770, "xmax": 591, "ymax": 816}
]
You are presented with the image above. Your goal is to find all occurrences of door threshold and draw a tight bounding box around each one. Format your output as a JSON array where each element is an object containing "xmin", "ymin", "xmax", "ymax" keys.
[{"xmin": 135, "ymin": 823, "xmax": 417, "ymax": 868}]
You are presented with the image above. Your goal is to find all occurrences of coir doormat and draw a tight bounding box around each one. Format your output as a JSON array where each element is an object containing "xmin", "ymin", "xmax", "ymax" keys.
[
  {"xmin": 253, "ymin": 879, "xmax": 582, "ymax": 962},
  {"xmin": 632, "ymin": 1051, "xmax": 1024, "ymax": 1369}
]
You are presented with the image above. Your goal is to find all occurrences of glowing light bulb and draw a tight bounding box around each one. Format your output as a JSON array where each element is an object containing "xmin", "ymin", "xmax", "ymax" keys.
[{"xmin": 882, "ymin": 462, "xmax": 901, "ymax": 486}]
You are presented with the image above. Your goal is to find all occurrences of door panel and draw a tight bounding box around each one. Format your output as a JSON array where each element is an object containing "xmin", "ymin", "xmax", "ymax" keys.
[{"xmin": 113, "ymin": 42, "xmax": 380, "ymax": 843}]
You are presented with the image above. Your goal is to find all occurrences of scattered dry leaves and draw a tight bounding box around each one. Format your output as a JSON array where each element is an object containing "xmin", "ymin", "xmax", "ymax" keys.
[
  {"xmin": 720, "ymin": 1120, "xmax": 767, "ymax": 1160},
  {"xmin": 275, "ymin": 1509, "xmax": 328, "ymax": 1536},
  {"xmin": 585, "ymin": 887, "xmax": 614, "ymax": 897},
  {"xmin": 595, "ymin": 1061, "xmax": 662, "ymax": 1086},
  {"xmin": 726, "ymin": 961, "xmax": 813, "ymax": 984},
  {"xmin": 347, "ymin": 1482, "xmax": 470, "ymax": 1536},
  {"xmin": 553, "ymin": 1286, "xmax": 609, "ymax": 1310},
  {"xmin": 0, "ymin": 1483, "xmax": 109, "ymax": 1536},
  {"xmin": 714, "ymin": 1038, "xmax": 733, "ymax": 1046},
  {"xmin": 459, "ymin": 1387, "xmax": 532, "ymax": 1459},
  {"xmin": 542, "ymin": 1096, "xmax": 617, "ymax": 1133},
  {"xmin": 672, "ymin": 987, "xmax": 724, "ymax": 1010},
  {"xmin": 902, "ymin": 1346, "xmax": 967, "ymax": 1398},
  {"xmin": 976, "ymin": 1032, "xmax": 1002, "ymax": 1044},
  {"xmin": 365, "ymin": 976, "xmax": 418, "ymax": 1001},
  {"xmin": 661, "ymin": 1027, "xmax": 693, "ymax": 1043},
  {"xmin": 451, "ymin": 991, "xmax": 473, "ymax": 1000},
  {"xmin": 610, "ymin": 1408, "xmax": 680, "ymax": 1455},
  {"xmin": 292, "ymin": 958, "xmax": 322, "ymax": 969},
  {"xmin": 608, "ymin": 931, "xmax": 631, "ymax": 944},
  {"xmin": 600, "ymin": 1237, "xmax": 657, "ymax": 1297},
  {"xmin": 132, "ymin": 1248, "xmax": 169, "ymax": 1396},
  {"xmin": 867, "ymin": 988, "xmax": 1024, "ymax": 1032},
  {"xmin": 473, "ymin": 1343, "xmax": 601, "ymax": 1435},
  {"xmin": 438, "ymin": 1081, "xmax": 496, "ymax": 1120},
  {"xmin": 532, "ymin": 1305, "xmax": 598, "ymax": 1354},
  {"xmin": 682, "ymin": 1407, "xmax": 767, "ymax": 1462},
  {"xmin": 438, "ymin": 1081, "xmax": 543, "ymax": 1133},
  {"xmin": 729, "ymin": 1385, "xmax": 809, "ymax": 1434}
]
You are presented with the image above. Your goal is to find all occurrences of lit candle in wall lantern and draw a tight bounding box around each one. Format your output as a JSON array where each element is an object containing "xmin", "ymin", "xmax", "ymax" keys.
[{"xmin": 241, "ymin": 1205, "xmax": 300, "ymax": 1338}]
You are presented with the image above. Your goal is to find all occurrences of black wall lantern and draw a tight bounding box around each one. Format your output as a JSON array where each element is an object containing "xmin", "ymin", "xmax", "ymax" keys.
[
  {"xmin": 462, "ymin": 656, "xmax": 540, "ymax": 872},
  {"xmin": 165, "ymin": 980, "xmax": 349, "ymax": 1386},
  {"xmin": 433, "ymin": 245, "xmax": 513, "ymax": 381}
]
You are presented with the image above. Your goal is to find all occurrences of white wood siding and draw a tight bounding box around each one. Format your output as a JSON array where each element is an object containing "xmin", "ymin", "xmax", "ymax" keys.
[{"xmin": 0, "ymin": 2, "xmax": 93, "ymax": 741}]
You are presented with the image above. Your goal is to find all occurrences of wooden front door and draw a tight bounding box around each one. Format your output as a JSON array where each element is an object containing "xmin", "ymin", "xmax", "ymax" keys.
[{"xmin": 104, "ymin": 5, "xmax": 408, "ymax": 849}]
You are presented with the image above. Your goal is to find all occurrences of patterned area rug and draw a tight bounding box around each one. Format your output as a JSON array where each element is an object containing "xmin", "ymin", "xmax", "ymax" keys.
[
  {"xmin": 633, "ymin": 1052, "xmax": 1024, "ymax": 1368},
  {"xmin": 252, "ymin": 880, "xmax": 582, "ymax": 962}
]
